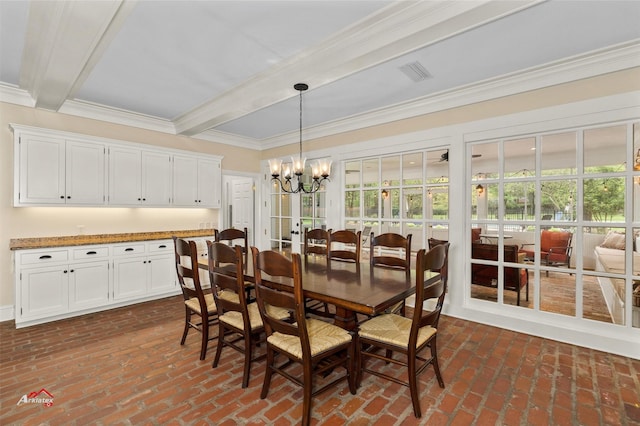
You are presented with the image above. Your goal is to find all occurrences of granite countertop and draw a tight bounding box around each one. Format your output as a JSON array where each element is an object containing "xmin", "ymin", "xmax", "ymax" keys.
[{"xmin": 9, "ymin": 229, "xmax": 215, "ymax": 250}]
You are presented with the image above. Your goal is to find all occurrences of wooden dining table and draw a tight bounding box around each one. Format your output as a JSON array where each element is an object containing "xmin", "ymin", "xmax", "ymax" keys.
[{"xmin": 200, "ymin": 253, "xmax": 440, "ymax": 330}]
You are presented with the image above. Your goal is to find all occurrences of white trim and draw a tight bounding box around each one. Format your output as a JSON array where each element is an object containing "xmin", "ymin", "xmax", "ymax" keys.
[
  {"xmin": 450, "ymin": 301, "xmax": 640, "ymax": 359},
  {"xmin": 261, "ymin": 41, "xmax": 640, "ymax": 150},
  {"xmin": 0, "ymin": 305, "xmax": 15, "ymax": 322},
  {"xmin": 59, "ymin": 99, "xmax": 177, "ymax": 134},
  {"xmin": 3, "ymin": 41, "xmax": 637, "ymax": 151},
  {"xmin": 193, "ymin": 129, "xmax": 262, "ymax": 150},
  {"xmin": 9, "ymin": 123, "xmax": 223, "ymax": 161},
  {"xmin": 0, "ymin": 84, "xmax": 35, "ymax": 107}
]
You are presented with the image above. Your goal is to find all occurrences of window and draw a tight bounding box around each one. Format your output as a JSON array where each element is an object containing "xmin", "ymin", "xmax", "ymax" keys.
[
  {"xmin": 468, "ymin": 122, "xmax": 639, "ymax": 329},
  {"xmin": 343, "ymin": 149, "xmax": 449, "ymax": 252}
]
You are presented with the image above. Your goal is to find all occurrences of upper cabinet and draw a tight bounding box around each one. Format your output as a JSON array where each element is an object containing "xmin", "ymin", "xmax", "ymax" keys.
[
  {"xmin": 12, "ymin": 124, "xmax": 222, "ymax": 208},
  {"xmin": 172, "ymin": 155, "xmax": 221, "ymax": 208},
  {"xmin": 16, "ymin": 131, "xmax": 106, "ymax": 205},
  {"xmin": 108, "ymin": 147, "xmax": 172, "ymax": 206}
]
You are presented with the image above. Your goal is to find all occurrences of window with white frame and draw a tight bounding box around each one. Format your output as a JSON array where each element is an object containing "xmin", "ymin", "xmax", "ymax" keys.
[
  {"xmin": 343, "ymin": 149, "xmax": 449, "ymax": 252},
  {"xmin": 469, "ymin": 121, "xmax": 640, "ymax": 329}
]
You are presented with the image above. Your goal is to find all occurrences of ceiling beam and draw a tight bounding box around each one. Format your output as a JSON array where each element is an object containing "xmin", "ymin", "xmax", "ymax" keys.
[
  {"xmin": 19, "ymin": 0, "xmax": 135, "ymax": 111},
  {"xmin": 174, "ymin": 0, "xmax": 542, "ymax": 137}
]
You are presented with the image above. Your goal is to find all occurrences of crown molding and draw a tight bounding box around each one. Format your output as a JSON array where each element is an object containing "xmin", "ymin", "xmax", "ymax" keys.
[
  {"xmin": 173, "ymin": 0, "xmax": 539, "ymax": 137},
  {"xmin": 261, "ymin": 40, "xmax": 640, "ymax": 150},
  {"xmin": 0, "ymin": 84, "xmax": 35, "ymax": 107},
  {"xmin": 58, "ymin": 98, "xmax": 177, "ymax": 133},
  {"xmin": 192, "ymin": 129, "xmax": 262, "ymax": 150},
  {"xmin": 3, "ymin": 40, "xmax": 638, "ymax": 153}
]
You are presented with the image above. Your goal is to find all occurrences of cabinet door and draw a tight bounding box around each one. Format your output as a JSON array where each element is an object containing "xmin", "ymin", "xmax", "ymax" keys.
[
  {"xmin": 69, "ymin": 261, "xmax": 110, "ymax": 310},
  {"xmin": 113, "ymin": 256, "xmax": 147, "ymax": 300},
  {"xmin": 20, "ymin": 267, "xmax": 68, "ymax": 319},
  {"xmin": 66, "ymin": 140, "xmax": 106, "ymax": 205},
  {"xmin": 18, "ymin": 135, "xmax": 66, "ymax": 204},
  {"xmin": 109, "ymin": 146, "xmax": 142, "ymax": 205},
  {"xmin": 142, "ymin": 151, "xmax": 172, "ymax": 206},
  {"xmin": 198, "ymin": 158, "xmax": 221, "ymax": 208},
  {"xmin": 147, "ymin": 254, "xmax": 176, "ymax": 294},
  {"xmin": 172, "ymin": 155, "xmax": 199, "ymax": 206}
]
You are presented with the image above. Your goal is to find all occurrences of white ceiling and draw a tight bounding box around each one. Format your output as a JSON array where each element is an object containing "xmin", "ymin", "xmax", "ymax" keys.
[{"xmin": 1, "ymin": 0, "xmax": 639, "ymax": 150}]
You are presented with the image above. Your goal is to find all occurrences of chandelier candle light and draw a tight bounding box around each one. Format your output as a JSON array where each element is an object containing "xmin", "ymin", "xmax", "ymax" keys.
[{"xmin": 269, "ymin": 83, "xmax": 331, "ymax": 194}]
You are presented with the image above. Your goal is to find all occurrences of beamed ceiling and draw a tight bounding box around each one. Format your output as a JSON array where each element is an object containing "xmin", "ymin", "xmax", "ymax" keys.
[{"xmin": 0, "ymin": 0, "xmax": 639, "ymax": 150}]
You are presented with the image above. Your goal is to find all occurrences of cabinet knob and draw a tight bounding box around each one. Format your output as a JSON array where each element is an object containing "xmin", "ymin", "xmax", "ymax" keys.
[
  {"xmin": 63, "ymin": 270, "xmax": 68, "ymax": 273},
  {"xmin": 67, "ymin": 196, "xmax": 71, "ymax": 199},
  {"xmin": 60, "ymin": 196, "xmax": 65, "ymax": 199}
]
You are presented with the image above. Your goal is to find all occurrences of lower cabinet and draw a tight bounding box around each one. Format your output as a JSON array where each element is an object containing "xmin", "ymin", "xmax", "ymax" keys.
[{"xmin": 14, "ymin": 238, "xmax": 183, "ymax": 328}]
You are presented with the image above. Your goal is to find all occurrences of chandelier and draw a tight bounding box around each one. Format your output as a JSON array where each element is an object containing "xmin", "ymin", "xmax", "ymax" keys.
[{"xmin": 268, "ymin": 83, "xmax": 331, "ymax": 194}]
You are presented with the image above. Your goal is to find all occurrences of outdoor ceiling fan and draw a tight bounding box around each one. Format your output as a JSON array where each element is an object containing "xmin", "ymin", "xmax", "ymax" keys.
[{"xmin": 435, "ymin": 150, "xmax": 481, "ymax": 163}]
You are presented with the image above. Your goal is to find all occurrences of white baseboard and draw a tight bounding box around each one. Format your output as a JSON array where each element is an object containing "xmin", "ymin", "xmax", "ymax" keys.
[{"xmin": 0, "ymin": 305, "xmax": 15, "ymax": 322}]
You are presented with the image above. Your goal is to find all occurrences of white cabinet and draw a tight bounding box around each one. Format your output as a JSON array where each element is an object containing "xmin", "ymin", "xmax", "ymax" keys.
[
  {"xmin": 16, "ymin": 133, "xmax": 105, "ymax": 205},
  {"xmin": 108, "ymin": 147, "xmax": 172, "ymax": 206},
  {"xmin": 112, "ymin": 240, "xmax": 176, "ymax": 301},
  {"xmin": 12, "ymin": 124, "xmax": 222, "ymax": 208},
  {"xmin": 173, "ymin": 155, "xmax": 221, "ymax": 207},
  {"xmin": 147, "ymin": 240, "xmax": 176, "ymax": 295},
  {"xmin": 142, "ymin": 151, "xmax": 172, "ymax": 206},
  {"xmin": 20, "ymin": 266, "xmax": 69, "ymax": 319},
  {"xmin": 16, "ymin": 246, "xmax": 110, "ymax": 322},
  {"xmin": 14, "ymin": 239, "xmax": 179, "ymax": 327},
  {"xmin": 69, "ymin": 260, "xmax": 110, "ymax": 310}
]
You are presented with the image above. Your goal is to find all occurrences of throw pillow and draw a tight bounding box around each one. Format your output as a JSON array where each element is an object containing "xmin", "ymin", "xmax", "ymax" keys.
[{"xmin": 600, "ymin": 231, "xmax": 626, "ymax": 250}]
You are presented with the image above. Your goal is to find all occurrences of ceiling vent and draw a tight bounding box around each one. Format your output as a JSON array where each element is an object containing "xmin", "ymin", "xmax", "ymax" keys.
[{"xmin": 399, "ymin": 61, "xmax": 432, "ymax": 83}]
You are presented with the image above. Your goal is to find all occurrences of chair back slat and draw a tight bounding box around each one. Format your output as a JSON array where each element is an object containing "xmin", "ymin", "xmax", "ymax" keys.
[
  {"xmin": 304, "ymin": 228, "xmax": 331, "ymax": 256},
  {"xmin": 329, "ymin": 230, "xmax": 361, "ymax": 262},
  {"xmin": 370, "ymin": 232, "xmax": 412, "ymax": 270},
  {"xmin": 173, "ymin": 237, "xmax": 206, "ymax": 304},
  {"xmin": 215, "ymin": 227, "xmax": 249, "ymax": 265},
  {"xmin": 413, "ymin": 245, "xmax": 446, "ymax": 332},
  {"xmin": 252, "ymin": 248, "xmax": 308, "ymax": 353},
  {"xmin": 207, "ymin": 242, "xmax": 246, "ymax": 315}
]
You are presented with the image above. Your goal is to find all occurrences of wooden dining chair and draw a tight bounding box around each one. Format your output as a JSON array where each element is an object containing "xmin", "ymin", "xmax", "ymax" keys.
[
  {"xmin": 251, "ymin": 247, "xmax": 356, "ymax": 426},
  {"xmin": 208, "ymin": 241, "xmax": 288, "ymax": 388},
  {"xmin": 215, "ymin": 227, "xmax": 249, "ymax": 267},
  {"xmin": 370, "ymin": 232, "xmax": 412, "ymax": 314},
  {"xmin": 303, "ymin": 228, "xmax": 333, "ymax": 318},
  {"xmin": 173, "ymin": 236, "xmax": 230, "ymax": 360},
  {"xmin": 358, "ymin": 244, "xmax": 447, "ymax": 418},
  {"xmin": 329, "ymin": 229, "xmax": 361, "ymax": 263},
  {"xmin": 304, "ymin": 228, "xmax": 331, "ymax": 256},
  {"xmin": 370, "ymin": 232, "xmax": 413, "ymax": 270}
]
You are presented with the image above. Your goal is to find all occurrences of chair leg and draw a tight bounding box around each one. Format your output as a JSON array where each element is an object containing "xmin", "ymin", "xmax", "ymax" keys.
[
  {"xmin": 302, "ymin": 362, "xmax": 314, "ymax": 426},
  {"xmin": 242, "ymin": 334, "xmax": 252, "ymax": 388},
  {"xmin": 348, "ymin": 339, "xmax": 357, "ymax": 395},
  {"xmin": 431, "ymin": 340, "xmax": 445, "ymax": 388},
  {"xmin": 180, "ymin": 307, "xmax": 191, "ymax": 345},
  {"xmin": 408, "ymin": 353, "xmax": 421, "ymax": 418},
  {"xmin": 200, "ymin": 315, "xmax": 209, "ymax": 361},
  {"xmin": 260, "ymin": 348, "xmax": 274, "ymax": 399},
  {"xmin": 212, "ymin": 323, "xmax": 225, "ymax": 368}
]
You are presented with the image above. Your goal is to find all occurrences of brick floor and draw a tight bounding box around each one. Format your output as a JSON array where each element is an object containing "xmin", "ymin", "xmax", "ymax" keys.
[{"xmin": 1, "ymin": 295, "xmax": 639, "ymax": 425}]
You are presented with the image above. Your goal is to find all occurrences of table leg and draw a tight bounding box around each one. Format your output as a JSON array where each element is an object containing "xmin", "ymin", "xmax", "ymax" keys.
[{"xmin": 333, "ymin": 307, "xmax": 357, "ymax": 331}]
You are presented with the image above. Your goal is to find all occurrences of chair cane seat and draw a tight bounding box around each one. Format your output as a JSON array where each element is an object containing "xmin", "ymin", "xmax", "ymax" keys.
[
  {"xmin": 359, "ymin": 313, "xmax": 436, "ymax": 348},
  {"xmin": 267, "ymin": 318, "xmax": 352, "ymax": 359},
  {"xmin": 219, "ymin": 302, "xmax": 289, "ymax": 331},
  {"xmin": 184, "ymin": 290, "xmax": 239, "ymax": 315}
]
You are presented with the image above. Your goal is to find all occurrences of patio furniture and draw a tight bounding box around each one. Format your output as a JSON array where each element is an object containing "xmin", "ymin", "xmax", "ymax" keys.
[
  {"xmin": 471, "ymin": 243, "xmax": 529, "ymax": 305},
  {"xmin": 520, "ymin": 230, "xmax": 573, "ymax": 276}
]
